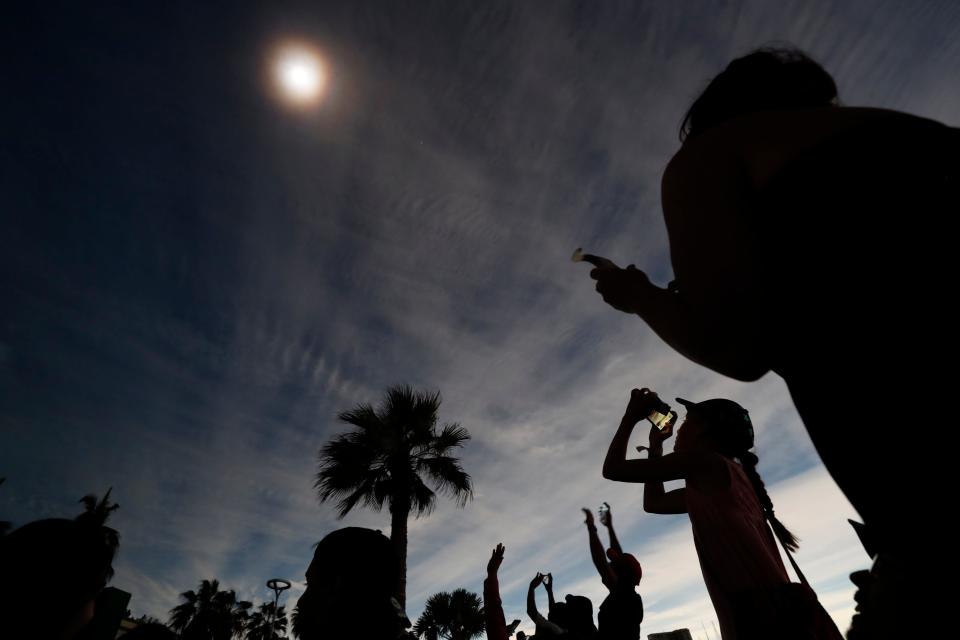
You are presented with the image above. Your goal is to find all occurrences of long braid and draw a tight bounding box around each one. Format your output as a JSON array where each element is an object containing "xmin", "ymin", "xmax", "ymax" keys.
[{"xmin": 739, "ymin": 451, "xmax": 800, "ymax": 552}]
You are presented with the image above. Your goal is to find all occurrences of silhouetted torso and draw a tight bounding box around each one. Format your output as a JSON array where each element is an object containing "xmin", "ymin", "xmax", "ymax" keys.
[
  {"xmin": 686, "ymin": 455, "xmax": 790, "ymax": 638},
  {"xmin": 596, "ymin": 588, "xmax": 642, "ymax": 640},
  {"xmin": 664, "ymin": 107, "xmax": 959, "ymax": 550}
]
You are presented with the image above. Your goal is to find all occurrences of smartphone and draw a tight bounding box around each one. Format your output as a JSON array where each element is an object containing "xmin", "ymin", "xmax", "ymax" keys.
[
  {"xmin": 571, "ymin": 247, "xmax": 618, "ymax": 269},
  {"xmin": 647, "ymin": 408, "xmax": 675, "ymax": 431}
]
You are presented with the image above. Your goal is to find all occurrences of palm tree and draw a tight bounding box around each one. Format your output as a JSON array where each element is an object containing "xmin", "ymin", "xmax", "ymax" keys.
[
  {"xmin": 412, "ymin": 589, "xmax": 485, "ymax": 640},
  {"xmin": 76, "ymin": 487, "xmax": 120, "ymax": 548},
  {"xmin": 245, "ymin": 602, "xmax": 287, "ymax": 640},
  {"xmin": 169, "ymin": 579, "xmax": 252, "ymax": 640},
  {"xmin": 289, "ymin": 606, "xmax": 301, "ymax": 639},
  {"xmin": 316, "ymin": 384, "xmax": 473, "ymax": 607}
]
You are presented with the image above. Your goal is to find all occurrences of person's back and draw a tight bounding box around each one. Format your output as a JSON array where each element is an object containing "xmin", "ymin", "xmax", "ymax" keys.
[
  {"xmin": 596, "ymin": 587, "xmax": 642, "ymax": 640},
  {"xmin": 670, "ymin": 102, "xmax": 958, "ymax": 548},
  {"xmin": 685, "ymin": 454, "xmax": 790, "ymax": 637}
]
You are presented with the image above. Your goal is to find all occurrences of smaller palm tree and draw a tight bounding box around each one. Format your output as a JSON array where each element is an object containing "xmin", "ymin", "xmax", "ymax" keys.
[
  {"xmin": 245, "ymin": 602, "xmax": 287, "ymax": 640},
  {"xmin": 75, "ymin": 487, "xmax": 120, "ymax": 560},
  {"xmin": 289, "ymin": 606, "xmax": 302, "ymax": 639},
  {"xmin": 170, "ymin": 579, "xmax": 252, "ymax": 640},
  {"xmin": 412, "ymin": 588, "xmax": 485, "ymax": 640}
]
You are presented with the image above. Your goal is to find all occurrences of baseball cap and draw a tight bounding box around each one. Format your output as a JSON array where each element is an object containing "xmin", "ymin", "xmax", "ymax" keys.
[{"xmin": 675, "ymin": 397, "xmax": 754, "ymax": 450}]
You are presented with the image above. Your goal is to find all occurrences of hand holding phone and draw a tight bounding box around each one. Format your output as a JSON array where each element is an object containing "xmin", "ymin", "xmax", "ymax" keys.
[{"xmin": 598, "ymin": 502, "xmax": 611, "ymax": 527}]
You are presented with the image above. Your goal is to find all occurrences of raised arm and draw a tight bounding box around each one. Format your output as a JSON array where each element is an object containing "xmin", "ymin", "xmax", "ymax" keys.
[
  {"xmin": 602, "ymin": 389, "xmax": 695, "ymax": 483},
  {"xmin": 484, "ymin": 544, "xmax": 508, "ymax": 640},
  {"xmin": 599, "ymin": 503, "xmax": 622, "ymax": 556},
  {"xmin": 583, "ymin": 508, "xmax": 617, "ymax": 590},
  {"xmin": 639, "ymin": 418, "xmax": 688, "ymax": 515},
  {"xmin": 526, "ymin": 573, "xmax": 544, "ymax": 623},
  {"xmin": 526, "ymin": 573, "xmax": 564, "ymax": 634}
]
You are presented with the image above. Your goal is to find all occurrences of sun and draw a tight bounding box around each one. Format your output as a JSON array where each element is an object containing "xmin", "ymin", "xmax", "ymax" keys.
[{"xmin": 272, "ymin": 43, "xmax": 326, "ymax": 107}]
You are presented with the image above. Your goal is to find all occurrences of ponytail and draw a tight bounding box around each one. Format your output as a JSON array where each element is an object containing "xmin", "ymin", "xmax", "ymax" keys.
[{"xmin": 739, "ymin": 451, "xmax": 800, "ymax": 552}]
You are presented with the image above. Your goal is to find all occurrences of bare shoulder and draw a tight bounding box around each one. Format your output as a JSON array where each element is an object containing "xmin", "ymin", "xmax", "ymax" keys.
[{"xmin": 663, "ymin": 107, "xmax": 925, "ymax": 194}]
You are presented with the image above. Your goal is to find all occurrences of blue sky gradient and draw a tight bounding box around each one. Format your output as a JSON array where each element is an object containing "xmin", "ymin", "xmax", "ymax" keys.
[{"xmin": 3, "ymin": 1, "xmax": 959, "ymax": 636}]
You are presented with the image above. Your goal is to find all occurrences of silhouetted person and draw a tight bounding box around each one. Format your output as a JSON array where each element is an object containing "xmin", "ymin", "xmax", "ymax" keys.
[
  {"xmin": 527, "ymin": 573, "xmax": 566, "ymax": 636},
  {"xmin": 560, "ymin": 593, "xmax": 598, "ymax": 640},
  {"xmin": 587, "ymin": 46, "xmax": 957, "ymax": 636},
  {"xmin": 484, "ymin": 543, "xmax": 511, "ymax": 640},
  {"xmin": 293, "ymin": 527, "xmax": 410, "ymax": 640},
  {"xmin": 581, "ymin": 505, "xmax": 642, "ymax": 640},
  {"xmin": 542, "ymin": 572, "xmax": 597, "ymax": 640},
  {"xmin": 603, "ymin": 389, "xmax": 842, "ymax": 639},
  {"xmin": 0, "ymin": 517, "xmax": 119, "ymax": 639}
]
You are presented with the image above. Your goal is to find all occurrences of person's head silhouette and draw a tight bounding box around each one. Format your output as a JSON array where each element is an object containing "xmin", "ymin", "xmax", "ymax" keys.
[
  {"xmin": 293, "ymin": 527, "xmax": 406, "ymax": 640},
  {"xmin": 680, "ymin": 47, "xmax": 838, "ymax": 142},
  {"xmin": 0, "ymin": 517, "xmax": 119, "ymax": 639}
]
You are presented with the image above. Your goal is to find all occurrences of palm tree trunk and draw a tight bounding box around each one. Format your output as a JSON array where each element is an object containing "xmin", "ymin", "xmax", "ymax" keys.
[{"xmin": 390, "ymin": 497, "xmax": 410, "ymax": 609}]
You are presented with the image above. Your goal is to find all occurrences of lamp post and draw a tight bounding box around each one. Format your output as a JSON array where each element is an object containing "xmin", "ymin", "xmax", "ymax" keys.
[{"xmin": 265, "ymin": 578, "xmax": 291, "ymax": 638}]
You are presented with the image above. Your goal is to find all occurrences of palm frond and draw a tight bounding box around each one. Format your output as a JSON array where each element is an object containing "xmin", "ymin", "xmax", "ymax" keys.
[
  {"xmin": 413, "ymin": 589, "xmax": 484, "ymax": 640},
  {"xmin": 76, "ymin": 488, "xmax": 120, "ymax": 529},
  {"xmin": 417, "ymin": 456, "xmax": 473, "ymax": 507},
  {"xmin": 335, "ymin": 476, "xmax": 384, "ymax": 518},
  {"xmin": 315, "ymin": 435, "xmax": 382, "ymax": 501},
  {"xmin": 409, "ymin": 475, "xmax": 437, "ymax": 517},
  {"xmin": 337, "ymin": 403, "xmax": 380, "ymax": 430},
  {"xmin": 431, "ymin": 423, "xmax": 471, "ymax": 454}
]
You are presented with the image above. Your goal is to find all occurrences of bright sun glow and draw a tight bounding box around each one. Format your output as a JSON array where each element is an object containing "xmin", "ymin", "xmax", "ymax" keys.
[{"xmin": 273, "ymin": 44, "xmax": 325, "ymax": 106}]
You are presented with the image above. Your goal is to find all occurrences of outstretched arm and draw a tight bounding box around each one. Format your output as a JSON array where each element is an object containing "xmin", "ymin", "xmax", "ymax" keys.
[
  {"xmin": 640, "ymin": 146, "xmax": 769, "ymax": 381},
  {"xmin": 591, "ymin": 264, "xmax": 768, "ymax": 382}
]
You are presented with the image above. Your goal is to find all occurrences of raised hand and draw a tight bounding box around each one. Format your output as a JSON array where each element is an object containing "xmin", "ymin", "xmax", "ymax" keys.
[{"xmin": 487, "ymin": 543, "xmax": 505, "ymax": 577}]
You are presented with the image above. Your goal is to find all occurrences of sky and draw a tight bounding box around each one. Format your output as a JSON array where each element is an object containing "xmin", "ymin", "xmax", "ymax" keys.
[{"xmin": 2, "ymin": 1, "xmax": 959, "ymax": 637}]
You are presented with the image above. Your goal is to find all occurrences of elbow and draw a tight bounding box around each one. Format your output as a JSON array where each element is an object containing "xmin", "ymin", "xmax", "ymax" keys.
[
  {"xmin": 643, "ymin": 491, "xmax": 672, "ymax": 514},
  {"xmin": 676, "ymin": 322, "xmax": 771, "ymax": 381},
  {"xmin": 692, "ymin": 353, "xmax": 769, "ymax": 382},
  {"xmin": 603, "ymin": 463, "xmax": 637, "ymax": 483},
  {"xmin": 722, "ymin": 361, "xmax": 769, "ymax": 382},
  {"xmin": 705, "ymin": 339, "xmax": 771, "ymax": 382}
]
